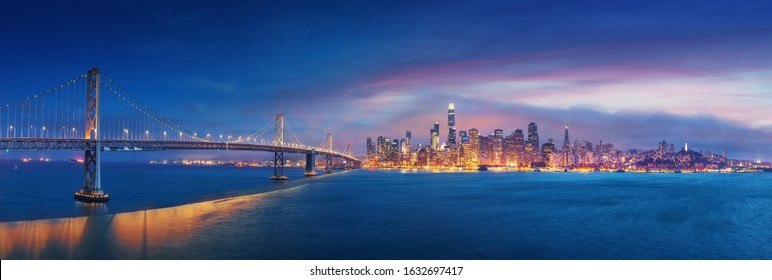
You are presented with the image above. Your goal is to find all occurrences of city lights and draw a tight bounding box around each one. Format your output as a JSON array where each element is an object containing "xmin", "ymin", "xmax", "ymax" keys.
[{"xmin": 365, "ymin": 103, "xmax": 757, "ymax": 172}]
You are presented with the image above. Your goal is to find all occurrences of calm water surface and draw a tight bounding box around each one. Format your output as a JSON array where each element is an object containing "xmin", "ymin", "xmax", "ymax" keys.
[{"xmin": 1, "ymin": 161, "xmax": 771, "ymax": 259}]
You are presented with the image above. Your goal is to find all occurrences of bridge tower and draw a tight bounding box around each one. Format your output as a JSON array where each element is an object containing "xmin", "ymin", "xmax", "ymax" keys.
[
  {"xmin": 271, "ymin": 113, "xmax": 288, "ymax": 180},
  {"xmin": 344, "ymin": 142, "xmax": 356, "ymax": 169},
  {"xmin": 323, "ymin": 132, "xmax": 334, "ymax": 173},
  {"xmin": 75, "ymin": 67, "xmax": 109, "ymax": 202}
]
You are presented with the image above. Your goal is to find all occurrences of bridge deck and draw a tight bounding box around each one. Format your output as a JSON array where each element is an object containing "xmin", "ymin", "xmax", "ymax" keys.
[{"xmin": 0, "ymin": 138, "xmax": 358, "ymax": 162}]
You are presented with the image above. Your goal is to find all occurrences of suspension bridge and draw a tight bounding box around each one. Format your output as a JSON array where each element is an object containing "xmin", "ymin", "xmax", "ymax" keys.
[{"xmin": 0, "ymin": 67, "xmax": 359, "ymax": 202}]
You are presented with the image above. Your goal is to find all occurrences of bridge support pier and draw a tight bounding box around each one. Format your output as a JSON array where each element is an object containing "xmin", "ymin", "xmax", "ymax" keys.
[
  {"xmin": 75, "ymin": 67, "xmax": 109, "ymax": 202},
  {"xmin": 271, "ymin": 151, "xmax": 288, "ymax": 180},
  {"xmin": 75, "ymin": 142, "xmax": 109, "ymax": 202},
  {"xmin": 324, "ymin": 154, "xmax": 334, "ymax": 173},
  {"xmin": 304, "ymin": 152, "xmax": 317, "ymax": 176}
]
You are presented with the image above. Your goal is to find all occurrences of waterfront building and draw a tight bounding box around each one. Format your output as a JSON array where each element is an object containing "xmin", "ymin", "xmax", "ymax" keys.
[
  {"xmin": 542, "ymin": 140, "xmax": 555, "ymax": 167},
  {"xmin": 527, "ymin": 122, "xmax": 540, "ymax": 166},
  {"xmin": 492, "ymin": 129, "xmax": 504, "ymax": 165},
  {"xmin": 366, "ymin": 137, "xmax": 375, "ymax": 159},
  {"xmin": 376, "ymin": 136, "xmax": 386, "ymax": 160},
  {"xmin": 469, "ymin": 128, "xmax": 480, "ymax": 166},
  {"xmin": 447, "ymin": 103, "xmax": 456, "ymax": 146},
  {"xmin": 503, "ymin": 132, "xmax": 515, "ymax": 166},
  {"xmin": 430, "ymin": 121, "xmax": 440, "ymax": 151},
  {"xmin": 513, "ymin": 129, "xmax": 525, "ymax": 167},
  {"xmin": 478, "ymin": 135, "xmax": 490, "ymax": 164},
  {"xmin": 406, "ymin": 130, "xmax": 412, "ymax": 152},
  {"xmin": 562, "ymin": 123, "xmax": 571, "ymax": 168}
]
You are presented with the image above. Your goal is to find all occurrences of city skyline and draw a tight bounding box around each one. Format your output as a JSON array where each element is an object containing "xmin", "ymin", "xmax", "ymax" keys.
[
  {"xmin": 366, "ymin": 102, "xmax": 763, "ymax": 162},
  {"xmin": 1, "ymin": 1, "xmax": 771, "ymax": 161},
  {"xmin": 365, "ymin": 102, "xmax": 764, "ymax": 170}
]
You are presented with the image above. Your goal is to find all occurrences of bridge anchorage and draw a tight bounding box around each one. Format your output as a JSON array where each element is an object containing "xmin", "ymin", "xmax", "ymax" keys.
[{"xmin": 0, "ymin": 67, "xmax": 360, "ymax": 201}]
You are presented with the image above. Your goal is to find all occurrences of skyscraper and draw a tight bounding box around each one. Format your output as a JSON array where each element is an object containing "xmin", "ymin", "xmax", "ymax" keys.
[
  {"xmin": 527, "ymin": 122, "xmax": 540, "ymax": 165},
  {"xmin": 366, "ymin": 137, "xmax": 375, "ymax": 159},
  {"xmin": 405, "ymin": 130, "xmax": 412, "ymax": 152},
  {"xmin": 376, "ymin": 136, "xmax": 387, "ymax": 160},
  {"xmin": 492, "ymin": 129, "xmax": 504, "ymax": 164},
  {"xmin": 513, "ymin": 129, "xmax": 525, "ymax": 167},
  {"xmin": 469, "ymin": 128, "xmax": 480, "ymax": 165},
  {"xmin": 447, "ymin": 103, "xmax": 456, "ymax": 146},
  {"xmin": 430, "ymin": 121, "xmax": 440, "ymax": 150},
  {"xmin": 542, "ymin": 140, "xmax": 555, "ymax": 166},
  {"xmin": 562, "ymin": 123, "xmax": 571, "ymax": 167}
]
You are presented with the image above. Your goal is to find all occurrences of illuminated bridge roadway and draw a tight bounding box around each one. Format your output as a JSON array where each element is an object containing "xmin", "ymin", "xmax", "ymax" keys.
[{"xmin": 0, "ymin": 67, "xmax": 359, "ymax": 202}]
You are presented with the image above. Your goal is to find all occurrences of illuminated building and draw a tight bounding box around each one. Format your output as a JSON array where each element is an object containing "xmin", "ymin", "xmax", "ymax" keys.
[
  {"xmin": 526, "ymin": 122, "xmax": 540, "ymax": 166},
  {"xmin": 469, "ymin": 128, "xmax": 480, "ymax": 166},
  {"xmin": 391, "ymin": 139, "xmax": 399, "ymax": 161},
  {"xmin": 430, "ymin": 121, "xmax": 440, "ymax": 151},
  {"xmin": 542, "ymin": 139, "xmax": 555, "ymax": 167},
  {"xmin": 447, "ymin": 103, "xmax": 456, "ymax": 146},
  {"xmin": 562, "ymin": 123, "xmax": 571, "ymax": 167},
  {"xmin": 478, "ymin": 135, "xmax": 490, "ymax": 164},
  {"xmin": 366, "ymin": 137, "xmax": 375, "ymax": 159},
  {"xmin": 492, "ymin": 129, "xmax": 504, "ymax": 165},
  {"xmin": 405, "ymin": 130, "xmax": 412, "ymax": 152},
  {"xmin": 513, "ymin": 129, "xmax": 525, "ymax": 167},
  {"xmin": 503, "ymin": 132, "xmax": 515, "ymax": 166},
  {"xmin": 658, "ymin": 139, "xmax": 668, "ymax": 157},
  {"xmin": 376, "ymin": 136, "xmax": 385, "ymax": 160}
]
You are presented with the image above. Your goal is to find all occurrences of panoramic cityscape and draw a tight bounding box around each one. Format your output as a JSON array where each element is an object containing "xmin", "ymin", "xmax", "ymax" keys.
[
  {"xmin": 364, "ymin": 103, "xmax": 769, "ymax": 171},
  {"xmin": 1, "ymin": 2, "xmax": 772, "ymax": 278}
]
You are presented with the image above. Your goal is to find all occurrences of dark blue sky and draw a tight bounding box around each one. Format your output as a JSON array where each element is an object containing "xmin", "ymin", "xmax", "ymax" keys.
[{"xmin": 1, "ymin": 0, "xmax": 771, "ymax": 161}]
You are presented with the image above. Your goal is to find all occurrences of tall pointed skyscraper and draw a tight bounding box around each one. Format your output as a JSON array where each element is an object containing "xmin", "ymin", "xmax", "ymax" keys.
[
  {"xmin": 562, "ymin": 122, "xmax": 571, "ymax": 167},
  {"xmin": 447, "ymin": 103, "xmax": 456, "ymax": 146}
]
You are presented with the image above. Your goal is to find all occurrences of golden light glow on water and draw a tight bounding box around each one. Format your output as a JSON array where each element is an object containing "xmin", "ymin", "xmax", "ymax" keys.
[
  {"xmin": 0, "ymin": 217, "xmax": 87, "ymax": 259},
  {"xmin": 0, "ymin": 184, "xmax": 308, "ymax": 259}
]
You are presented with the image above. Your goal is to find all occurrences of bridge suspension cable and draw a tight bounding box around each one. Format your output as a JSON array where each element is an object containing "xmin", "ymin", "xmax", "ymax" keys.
[
  {"xmin": 1, "ymin": 68, "xmax": 358, "ymax": 161},
  {"xmin": 1, "ymin": 74, "xmax": 87, "ymax": 139},
  {"xmin": 283, "ymin": 118, "xmax": 306, "ymax": 148}
]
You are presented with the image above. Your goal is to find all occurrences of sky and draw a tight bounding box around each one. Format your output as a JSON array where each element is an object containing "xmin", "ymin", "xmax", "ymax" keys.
[{"xmin": 1, "ymin": 0, "xmax": 771, "ymax": 161}]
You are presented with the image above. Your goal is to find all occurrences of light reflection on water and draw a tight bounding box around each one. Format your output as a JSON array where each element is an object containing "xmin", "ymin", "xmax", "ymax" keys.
[{"xmin": 0, "ymin": 185, "xmax": 303, "ymax": 259}]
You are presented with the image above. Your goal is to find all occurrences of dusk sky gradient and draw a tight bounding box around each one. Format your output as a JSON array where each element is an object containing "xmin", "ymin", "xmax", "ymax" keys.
[{"xmin": 1, "ymin": 0, "xmax": 771, "ymax": 161}]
